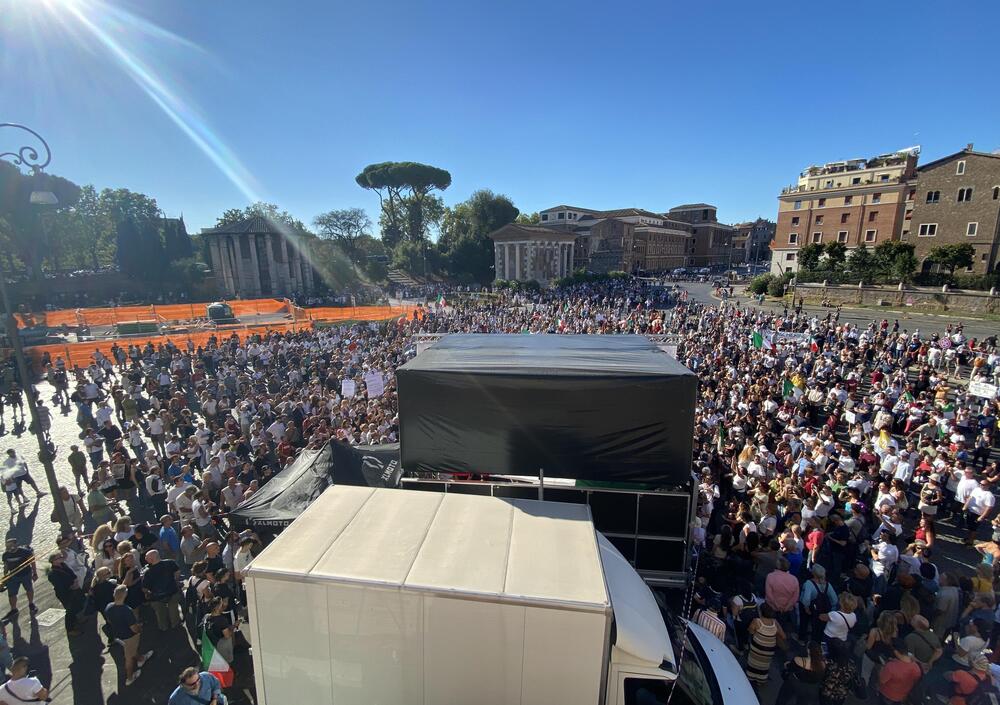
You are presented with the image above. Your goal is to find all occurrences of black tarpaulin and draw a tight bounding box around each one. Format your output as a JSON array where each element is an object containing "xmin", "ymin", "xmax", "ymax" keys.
[
  {"xmin": 395, "ymin": 335, "xmax": 696, "ymax": 485},
  {"xmin": 228, "ymin": 441, "xmax": 401, "ymax": 530}
]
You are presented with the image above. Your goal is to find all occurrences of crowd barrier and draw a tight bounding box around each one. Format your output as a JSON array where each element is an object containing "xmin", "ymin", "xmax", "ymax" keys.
[
  {"xmin": 23, "ymin": 304, "xmax": 420, "ymax": 371},
  {"xmin": 16, "ymin": 298, "xmax": 293, "ymax": 329}
]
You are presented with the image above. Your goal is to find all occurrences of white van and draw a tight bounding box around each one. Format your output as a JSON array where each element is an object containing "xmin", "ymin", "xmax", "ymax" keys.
[{"xmin": 244, "ymin": 486, "xmax": 756, "ymax": 705}]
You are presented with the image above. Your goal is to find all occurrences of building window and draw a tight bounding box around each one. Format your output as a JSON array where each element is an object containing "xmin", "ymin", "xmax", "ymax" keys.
[
  {"xmin": 926, "ymin": 191, "xmax": 940, "ymax": 203},
  {"xmin": 838, "ymin": 231, "xmax": 848, "ymax": 243},
  {"xmin": 840, "ymin": 213, "xmax": 849, "ymax": 224},
  {"xmin": 967, "ymin": 222, "xmax": 978, "ymax": 236},
  {"xmin": 958, "ymin": 187, "xmax": 973, "ymax": 202},
  {"xmin": 956, "ymin": 160, "xmax": 966, "ymax": 175},
  {"xmin": 815, "ymin": 215, "xmax": 824, "ymax": 225},
  {"xmin": 558, "ymin": 212, "xmax": 565, "ymax": 219},
  {"xmin": 786, "ymin": 253, "xmax": 796, "ymax": 261},
  {"xmin": 844, "ymin": 196, "xmax": 854, "ymax": 205},
  {"xmin": 541, "ymin": 214, "xmax": 548, "ymax": 221},
  {"xmin": 994, "ymin": 186, "xmax": 1000, "ymax": 200},
  {"xmin": 791, "ymin": 216, "xmax": 800, "ymax": 226},
  {"xmin": 868, "ymin": 211, "xmax": 878, "ymax": 222},
  {"xmin": 852, "ymin": 177, "xmax": 861, "ymax": 185},
  {"xmin": 865, "ymin": 229, "xmax": 877, "ymax": 242},
  {"xmin": 918, "ymin": 223, "xmax": 938, "ymax": 237},
  {"xmin": 880, "ymin": 174, "xmax": 890, "ymax": 182},
  {"xmin": 818, "ymin": 198, "xmax": 826, "ymax": 207},
  {"xmin": 812, "ymin": 232, "xmax": 822, "ymax": 243},
  {"xmin": 788, "ymin": 232, "xmax": 798, "ymax": 244},
  {"xmin": 908, "ymin": 188, "xmax": 916, "ymax": 200},
  {"xmin": 872, "ymin": 192, "xmax": 882, "ymax": 204},
  {"xmin": 793, "ymin": 200, "xmax": 802, "ymax": 210}
]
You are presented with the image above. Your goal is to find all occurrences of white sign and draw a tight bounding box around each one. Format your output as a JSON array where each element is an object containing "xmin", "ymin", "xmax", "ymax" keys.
[
  {"xmin": 844, "ymin": 411, "xmax": 857, "ymax": 424},
  {"xmin": 969, "ymin": 381, "xmax": 998, "ymax": 399},
  {"xmin": 341, "ymin": 379, "xmax": 356, "ymax": 398},
  {"xmin": 364, "ymin": 372, "xmax": 385, "ymax": 398}
]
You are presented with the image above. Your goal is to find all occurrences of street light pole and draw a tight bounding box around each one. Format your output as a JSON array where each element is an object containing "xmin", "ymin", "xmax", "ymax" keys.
[{"xmin": 0, "ymin": 123, "xmax": 70, "ymax": 531}]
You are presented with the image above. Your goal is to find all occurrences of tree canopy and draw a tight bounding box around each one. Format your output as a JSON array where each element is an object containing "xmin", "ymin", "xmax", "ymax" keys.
[
  {"xmin": 313, "ymin": 207, "xmax": 372, "ymax": 263},
  {"xmin": 356, "ymin": 161, "xmax": 451, "ymax": 246}
]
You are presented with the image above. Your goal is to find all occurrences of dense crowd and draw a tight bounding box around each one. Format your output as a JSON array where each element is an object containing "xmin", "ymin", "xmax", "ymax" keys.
[
  {"xmin": 683, "ymin": 300, "xmax": 1000, "ymax": 705},
  {"xmin": 0, "ymin": 277, "xmax": 996, "ymax": 704}
]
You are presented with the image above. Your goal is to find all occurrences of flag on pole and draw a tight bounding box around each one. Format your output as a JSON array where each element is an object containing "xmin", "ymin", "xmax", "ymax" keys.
[
  {"xmin": 782, "ymin": 379, "xmax": 795, "ymax": 398},
  {"xmin": 201, "ymin": 627, "xmax": 234, "ymax": 687},
  {"xmin": 436, "ymin": 294, "xmax": 446, "ymax": 307}
]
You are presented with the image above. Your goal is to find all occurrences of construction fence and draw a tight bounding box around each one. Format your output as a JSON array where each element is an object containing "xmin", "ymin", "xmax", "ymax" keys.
[{"xmin": 24, "ymin": 304, "xmax": 420, "ymax": 370}]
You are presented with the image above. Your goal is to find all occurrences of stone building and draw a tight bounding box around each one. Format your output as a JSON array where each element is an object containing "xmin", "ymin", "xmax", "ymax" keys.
[
  {"xmin": 771, "ymin": 149, "xmax": 919, "ymax": 275},
  {"xmin": 904, "ymin": 145, "xmax": 1000, "ymax": 275},
  {"xmin": 490, "ymin": 223, "xmax": 577, "ymax": 283},
  {"xmin": 201, "ymin": 216, "xmax": 316, "ymax": 298},
  {"xmin": 666, "ymin": 204, "xmax": 735, "ymax": 269},
  {"xmin": 731, "ymin": 218, "xmax": 776, "ymax": 265}
]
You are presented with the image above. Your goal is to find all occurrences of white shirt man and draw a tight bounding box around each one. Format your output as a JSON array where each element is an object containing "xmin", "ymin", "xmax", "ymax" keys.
[
  {"xmin": 966, "ymin": 483, "xmax": 996, "ymax": 519},
  {"xmin": 893, "ymin": 452, "xmax": 914, "ymax": 485},
  {"xmin": 871, "ymin": 532, "xmax": 899, "ymax": 578},
  {"xmin": 956, "ymin": 471, "xmax": 980, "ymax": 505}
]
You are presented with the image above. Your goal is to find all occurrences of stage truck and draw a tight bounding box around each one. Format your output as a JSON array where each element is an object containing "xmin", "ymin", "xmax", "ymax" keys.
[{"xmin": 244, "ymin": 486, "xmax": 755, "ymax": 705}]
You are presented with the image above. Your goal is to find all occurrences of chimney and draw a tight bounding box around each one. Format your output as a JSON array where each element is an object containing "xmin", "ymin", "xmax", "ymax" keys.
[{"xmin": 966, "ymin": 142, "xmax": 974, "ymax": 151}]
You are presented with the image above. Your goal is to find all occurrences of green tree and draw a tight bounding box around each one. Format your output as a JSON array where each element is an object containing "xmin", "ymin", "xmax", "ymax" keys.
[
  {"xmin": 162, "ymin": 216, "xmax": 194, "ymax": 263},
  {"xmin": 438, "ymin": 190, "xmax": 519, "ymax": 283},
  {"xmin": 515, "ymin": 212, "xmax": 540, "ymax": 225},
  {"xmin": 846, "ymin": 243, "xmax": 875, "ymax": 280},
  {"xmin": 313, "ymin": 208, "xmax": 372, "ymax": 264},
  {"xmin": 797, "ymin": 243, "xmax": 824, "ymax": 271},
  {"xmin": 823, "ymin": 241, "xmax": 847, "ymax": 270},
  {"xmin": 866, "ymin": 241, "xmax": 918, "ymax": 282},
  {"xmin": 927, "ymin": 243, "xmax": 975, "ymax": 275},
  {"xmin": 0, "ymin": 161, "xmax": 81, "ymax": 279},
  {"xmin": 356, "ymin": 162, "xmax": 451, "ymax": 246}
]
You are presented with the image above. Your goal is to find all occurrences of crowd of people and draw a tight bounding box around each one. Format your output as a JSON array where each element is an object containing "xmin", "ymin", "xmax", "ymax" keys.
[
  {"xmin": 684, "ymin": 299, "xmax": 1000, "ymax": 704},
  {"xmin": 0, "ymin": 277, "xmax": 996, "ymax": 704}
]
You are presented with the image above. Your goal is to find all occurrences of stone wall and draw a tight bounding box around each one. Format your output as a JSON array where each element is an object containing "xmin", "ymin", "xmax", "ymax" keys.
[{"xmin": 790, "ymin": 282, "xmax": 1000, "ymax": 314}]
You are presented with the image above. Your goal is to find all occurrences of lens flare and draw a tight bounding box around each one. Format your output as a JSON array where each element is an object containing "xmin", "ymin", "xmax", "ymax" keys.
[{"xmin": 8, "ymin": 0, "xmax": 339, "ymax": 282}]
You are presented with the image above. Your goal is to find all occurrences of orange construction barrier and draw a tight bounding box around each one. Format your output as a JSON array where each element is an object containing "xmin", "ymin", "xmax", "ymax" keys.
[
  {"xmin": 17, "ymin": 298, "xmax": 292, "ymax": 329},
  {"xmin": 23, "ymin": 305, "xmax": 414, "ymax": 371}
]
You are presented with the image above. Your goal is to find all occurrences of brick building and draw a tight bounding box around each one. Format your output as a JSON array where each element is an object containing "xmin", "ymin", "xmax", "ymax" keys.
[
  {"xmin": 904, "ymin": 145, "xmax": 1000, "ymax": 275},
  {"xmin": 666, "ymin": 204, "xmax": 735, "ymax": 268},
  {"xmin": 771, "ymin": 149, "xmax": 919, "ymax": 274}
]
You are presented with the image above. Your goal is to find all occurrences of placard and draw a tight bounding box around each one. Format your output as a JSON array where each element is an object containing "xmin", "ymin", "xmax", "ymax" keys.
[
  {"xmin": 341, "ymin": 379, "xmax": 356, "ymax": 398},
  {"xmin": 364, "ymin": 372, "xmax": 384, "ymax": 397},
  {"xmin": 969, "ymin": 381, "xmax": 998, "ymax": 399}
]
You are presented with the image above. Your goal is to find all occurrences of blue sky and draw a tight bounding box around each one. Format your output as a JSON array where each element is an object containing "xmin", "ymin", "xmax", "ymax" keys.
[{"xmin": 3, "ymin": 0, "xmax": 1000, "ymax": 234}]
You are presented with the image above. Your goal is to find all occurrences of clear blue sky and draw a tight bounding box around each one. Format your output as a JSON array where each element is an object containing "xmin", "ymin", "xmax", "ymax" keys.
[{"xmin": 3, "ymin": 0, "xmax": 1000, "ymax": 234}]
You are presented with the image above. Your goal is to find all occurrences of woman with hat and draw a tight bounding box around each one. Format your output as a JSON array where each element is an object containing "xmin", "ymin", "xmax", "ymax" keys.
[{"xmin": 919, "ymin": 474, "xmax": 943, "ymax": 516}]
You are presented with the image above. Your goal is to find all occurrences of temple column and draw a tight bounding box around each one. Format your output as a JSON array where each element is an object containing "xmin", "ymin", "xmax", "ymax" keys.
[
  {"xmin": 246, "ymin": 235, "xmax": 262, "ymax": 297},
  {"xmin": 515, "ymin": 243, "xmax": 522, "ymax": 280}
]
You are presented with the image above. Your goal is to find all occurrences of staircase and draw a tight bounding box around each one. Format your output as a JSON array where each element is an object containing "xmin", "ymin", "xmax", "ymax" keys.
[{"xmin": 387, "ymin": 269, "xmax": 421, "ymax": 287}]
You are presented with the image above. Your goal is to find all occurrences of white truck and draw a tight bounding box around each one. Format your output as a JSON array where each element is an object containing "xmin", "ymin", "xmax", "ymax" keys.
[{"xmin": 244, "ymin": 486, "xmax": 755, "ymax": 705}]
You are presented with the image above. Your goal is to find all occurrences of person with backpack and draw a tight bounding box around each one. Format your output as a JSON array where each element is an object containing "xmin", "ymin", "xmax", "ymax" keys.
[
  {"xmin": 183, "ymin": 561, "xmax": 212, "ymax": 633},
  {"xmin": 799, "ymin": 564, "xmax": 838, "ymax": 642},
  {"xmin": 944, "ymin": 653, "xmax": 999, "ymax": 705},
  {"xmin": 729, "ymin": 581, "xmax": 760, "ymax": 651}
]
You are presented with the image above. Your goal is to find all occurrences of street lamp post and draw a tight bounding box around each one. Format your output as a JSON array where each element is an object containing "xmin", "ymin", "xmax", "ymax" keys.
[{"xmin": 0, "ymin": 123, "xmax": 70, "ymax": 532}]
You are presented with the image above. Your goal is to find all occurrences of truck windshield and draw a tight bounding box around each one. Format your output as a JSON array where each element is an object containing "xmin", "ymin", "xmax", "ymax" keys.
[{"xmin": 662, "ymin": 609, "xmax": 719, "ymax": 705}]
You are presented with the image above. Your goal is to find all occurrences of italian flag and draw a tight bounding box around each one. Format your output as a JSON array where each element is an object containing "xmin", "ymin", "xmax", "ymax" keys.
[
  {"xmin": 751, "ymin": 330, "xmax": 774, "ymax": 351},
  {"xmin": 436, "ymin": 294, "xmax": 446, "ymax": 307},
  {"xmin": 201, "ymin": 627, "xmax": 233, "ymax": 687}
]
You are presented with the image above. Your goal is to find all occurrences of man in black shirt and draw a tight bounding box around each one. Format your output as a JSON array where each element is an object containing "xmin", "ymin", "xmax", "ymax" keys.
[
  {"xmin": 98, "ymin": 419, "xmax": 123, "ymax": 454},
  {"xmin": 46, "ymin": 552, "xmax": 84, "ymax": 636},
  {"xmin": 141, "ymin": 550, "xmax": 182, "ymax": 631},
  {"xmin": 105, "ymin": 584, "xmax": 152, "ymax": 685},
  {"xmin": 2, "ymin": 537, "xmax": 37, "ymax": 619}
]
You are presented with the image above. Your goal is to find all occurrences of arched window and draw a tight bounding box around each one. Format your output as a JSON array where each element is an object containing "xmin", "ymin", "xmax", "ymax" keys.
[{"xmin": 993, "ymin": 186, "xmax": 999, "ymax": 200}]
